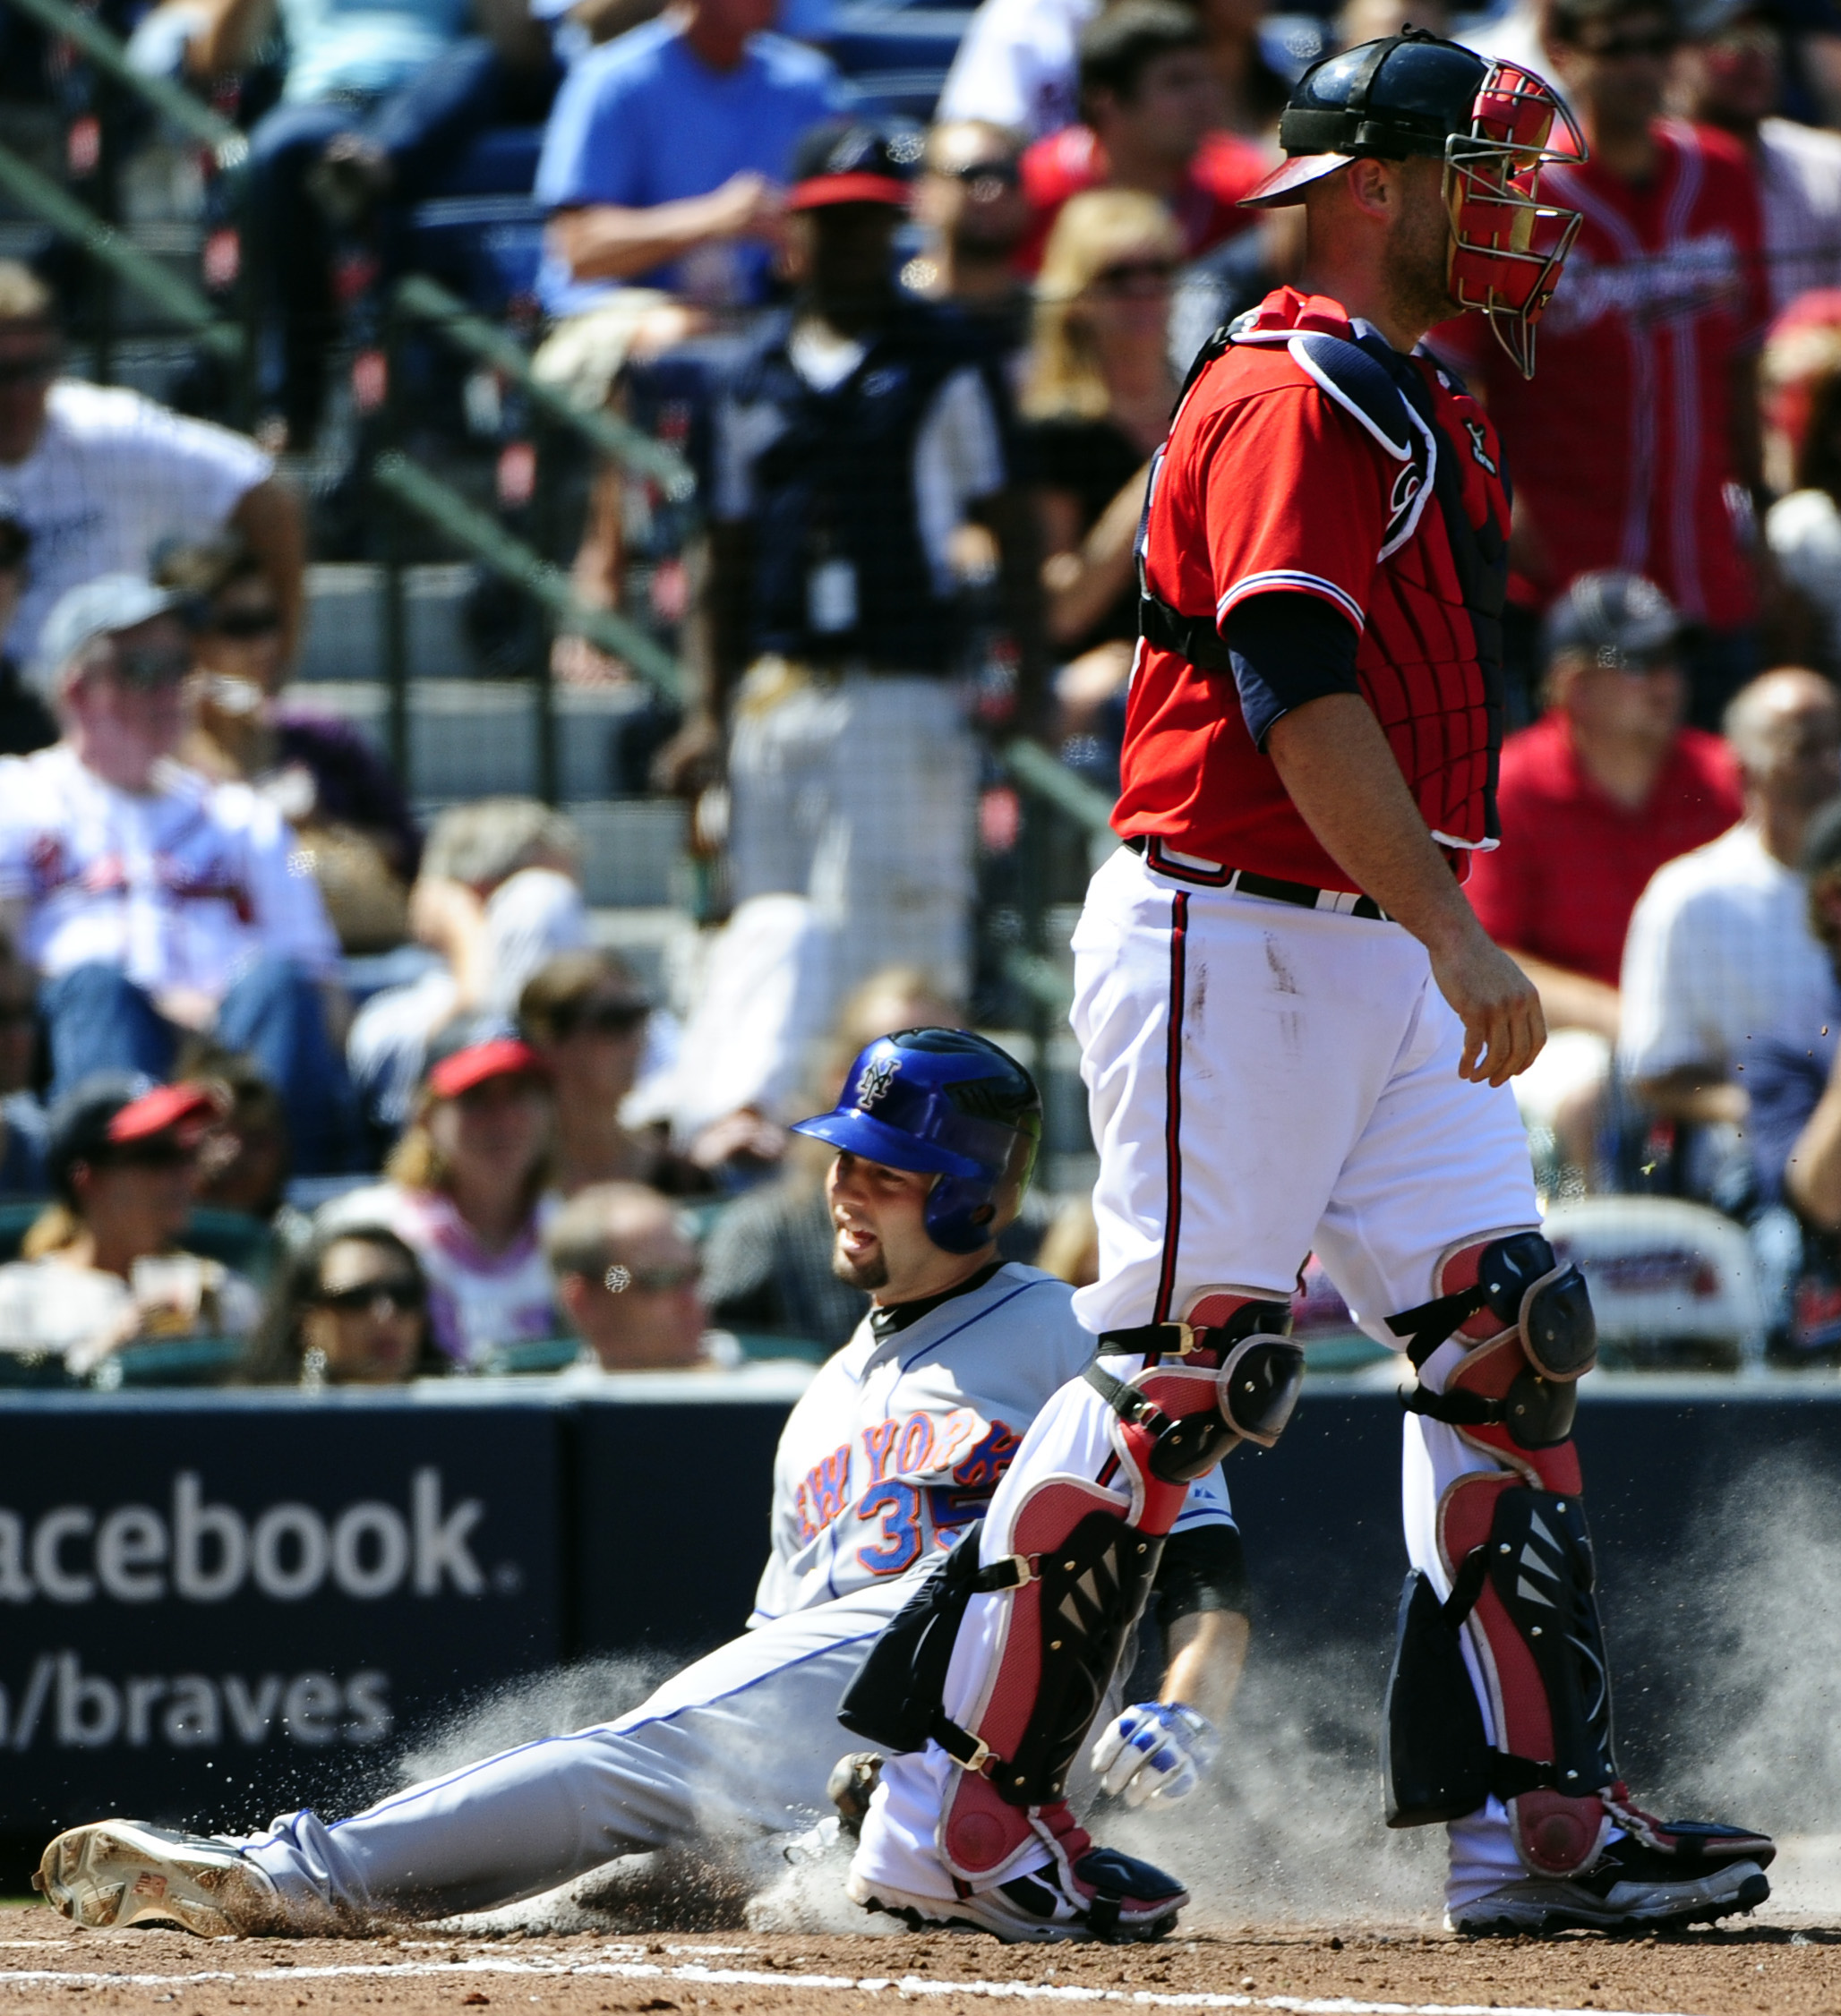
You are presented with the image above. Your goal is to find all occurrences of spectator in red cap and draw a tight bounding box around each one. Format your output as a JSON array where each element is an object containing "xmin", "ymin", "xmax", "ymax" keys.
[
  {"xmin": 1015, "ymin": 2, "xmax": 1272, "ymax": 273},
  {"xmin": 321, "ymin": 1026, "xmax": 558, "ymax": 1367},
  {"xmin": 0, "ymin": 1072, "xmax": 261, "ymax": 1375}
]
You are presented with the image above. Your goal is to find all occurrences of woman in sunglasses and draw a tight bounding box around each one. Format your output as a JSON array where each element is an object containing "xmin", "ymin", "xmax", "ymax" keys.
[
  {"xmin": 1021, "ymin": 192, "xmax": 1183, "ymax": 782},
  {"xmin": 243, "ymin": 1224, "xmax": 439, "ymax": 1386},
  {"xmin": 324, "ymin": 1028, "xmax": 560, "ymax": 1367},
  {"xmin": 517, "ymin": 950, "xmax": 703, "ymax": 1199},
  {"xmin": 153, "ymin": 534, "xmax": 422, "ymax": 954}
]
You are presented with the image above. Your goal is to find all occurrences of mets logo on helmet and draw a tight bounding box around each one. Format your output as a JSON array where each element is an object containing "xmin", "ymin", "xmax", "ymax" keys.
[{"xmin": 856, "ymin": 1055, "xmax": 903, "ymax": 1108}]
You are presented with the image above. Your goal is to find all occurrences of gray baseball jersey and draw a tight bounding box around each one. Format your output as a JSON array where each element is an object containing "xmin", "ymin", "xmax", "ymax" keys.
[{"xmin": 234, "ymin": 1261, "xmax": 1235, "ymax": 1924}]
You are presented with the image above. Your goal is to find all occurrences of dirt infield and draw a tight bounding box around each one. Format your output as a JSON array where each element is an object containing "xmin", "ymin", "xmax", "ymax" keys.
[{"xmin": 4, "ymin": 1909, "xmax": 1839, "ymax": 2016}]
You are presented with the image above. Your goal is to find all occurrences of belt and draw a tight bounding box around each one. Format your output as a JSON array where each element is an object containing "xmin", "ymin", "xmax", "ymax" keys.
[{"xmin": 1123, "ymin": 834, "xmax": 1391, "ymax": 920}]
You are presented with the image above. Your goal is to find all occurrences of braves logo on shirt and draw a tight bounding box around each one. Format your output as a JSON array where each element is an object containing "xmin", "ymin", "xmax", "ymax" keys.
[
  {"xmin": 1541, "ymin": 231, "xmax": 1744, "ymax": 337},
  {"xmin": 1386, "ymin": 462, "xmax": 1425, "ymax": 544}
]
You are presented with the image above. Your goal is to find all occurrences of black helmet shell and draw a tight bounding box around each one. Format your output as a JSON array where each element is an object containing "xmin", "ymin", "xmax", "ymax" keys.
[{"xmin": 1280, "ymin": 30, "xmax": 1488, "ymax": 162}]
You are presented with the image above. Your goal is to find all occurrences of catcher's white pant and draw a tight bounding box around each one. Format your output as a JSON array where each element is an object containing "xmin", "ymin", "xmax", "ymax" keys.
[
  {"xmin": 1060, "ymin": 844, "xmax": 1538, "ymax": 1914},
  {"xmin": 235, "ymin": 1580, "xmax": 920, "ymax": 1922},
  {"xmin": 726, "ymin": 663, "xmax": 978, "ymax": 1010}
]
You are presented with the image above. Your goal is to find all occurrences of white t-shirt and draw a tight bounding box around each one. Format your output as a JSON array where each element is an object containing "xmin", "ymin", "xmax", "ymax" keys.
[
  {"xmin": 1759, "ymin": 117, "xmax": 1841, "ymax": 312},
  {"xmin": 1766, "ymin": 488, "xmax": 1841, "ymax": 664},
  {"xmin": 0, "ymin": 746, "xmax": 339, "ymax": 1003},
  {"xmin": 935, "ymin": 0, "xmax": 1099, "ymax": 140},
  {"xmin": 0, "ymin": 1251, "xmax": 261, "ymax": 1369},
  {"xmin": 321, "ymin": 1183, "xmax": 560, "ymax": 1369},
  {"xmin": 1619, "ymin": 822, "xmax": 1836, "ymax": 1082},
  {"xmin": 0, "ymin": 381, "xmax": 271, "ymax": 672},
  {"xmin": 753, "ymin": 1262, "xmax": 1233, "ymax": 1624}
]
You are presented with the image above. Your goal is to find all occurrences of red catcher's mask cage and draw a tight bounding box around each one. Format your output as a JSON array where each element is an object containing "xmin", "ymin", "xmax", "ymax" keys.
[{"xmin": 1443, "ymin": 60, "xmax": 1586, "ymax": 379}]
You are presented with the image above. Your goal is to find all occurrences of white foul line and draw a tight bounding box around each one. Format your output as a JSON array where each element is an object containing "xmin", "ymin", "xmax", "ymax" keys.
[{"xmin": 0, "ymin": 1946, "xmax": 1695, "ymax": 2016}]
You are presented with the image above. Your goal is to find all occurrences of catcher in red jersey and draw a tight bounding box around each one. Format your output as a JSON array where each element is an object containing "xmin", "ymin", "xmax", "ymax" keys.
[
  {"xmin": 839, "ymin": 31, "xmax": 1777, "ymax": 1945},
  {"xmin": 1088, "ymin": 30, "xmax": 1775, "ymax": 1935}
]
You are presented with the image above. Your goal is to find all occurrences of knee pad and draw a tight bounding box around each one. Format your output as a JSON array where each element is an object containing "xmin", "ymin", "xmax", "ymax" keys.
[
  {"xmin": 1092, "ymin": 1289, "xmax": 1305, "ymax": 1500},
  {"xmin": 1390, "ymin": 1231, "xmax": 1594, "ymax": 1490},
  {"xmin": 1383, "ymin": 1471, "xmax": 1617, "ymax": 1878}
]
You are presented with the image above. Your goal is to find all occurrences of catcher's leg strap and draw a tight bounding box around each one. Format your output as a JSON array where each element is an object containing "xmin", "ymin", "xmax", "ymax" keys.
[
  {"xmin": 1430, "ymin": 1472, "xmax": 1619, "ymax": 1877},
  {"xmin": 1389, "ymin": 1232, "xmax": 1594, "ymax": 1487},
  {"xmin": 1092, "ymin": 1294, "xmax": 1304, "ymax": 1483}
]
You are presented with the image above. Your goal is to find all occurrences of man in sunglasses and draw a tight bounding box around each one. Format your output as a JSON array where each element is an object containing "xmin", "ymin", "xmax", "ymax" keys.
[
  {"xmin": 907, "ymin": 122, "xmax": 1034, "ymax": 350},
  {"xmin": 0, "ymin": 261, "xmax": 304, "ymax": 681},
  {"xmin": 1444, "ymin": 0, "xmax": 1770, "ymax": 730},
  {"xmin": 0, "ymin": 574, "xmax": 356, "ymax": 1175},
  {"xmin": 544, "ymin": 1179, "xmax": 715, "ymax": 1370},
  {"xmin": 1465, "ymin": 572, "xmax": 1743, "ymax": 1180}
]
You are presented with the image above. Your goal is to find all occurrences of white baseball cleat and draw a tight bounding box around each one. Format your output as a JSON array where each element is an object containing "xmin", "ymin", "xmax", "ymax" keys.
[
  {"xmin": 35, "ymin": 1820, "xmax": 280, "ymax": 1937},
  {"xmin": 1449, "ymin": 1834, "xmax": 1772, "ymax": 1936},
  {"xmin": 846, "ymin": 1845, "xmax": 1187, "ymax": 1944}
]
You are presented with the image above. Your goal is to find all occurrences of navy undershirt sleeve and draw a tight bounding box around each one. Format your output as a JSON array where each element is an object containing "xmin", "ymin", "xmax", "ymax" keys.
[{"xmin": 1220, "ymin": 590, "xmax": 1362, "ymax": 750}]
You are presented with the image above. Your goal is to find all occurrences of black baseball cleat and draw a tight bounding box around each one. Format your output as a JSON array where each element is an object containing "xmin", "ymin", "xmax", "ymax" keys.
[
  {"xmin": 847, "ymin": 1844, "xmax": 1188, "ymax": 1943},
  {"xmin": 1451, "ymin": 1820, "xmax": 1774, "ymax": 1936}
]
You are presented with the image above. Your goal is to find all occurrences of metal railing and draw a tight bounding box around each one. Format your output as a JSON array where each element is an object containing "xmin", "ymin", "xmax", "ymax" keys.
[
  {"xmin": 392, "ymin": 276, "xmax": 695, "ymax": 501},
  {"xmin": 3, "ymin": 0, "xmax": 245, "ymax": 162},
  {"xmin": 0, "ymin": 139, "xmax": 243, "ymax": 361}
]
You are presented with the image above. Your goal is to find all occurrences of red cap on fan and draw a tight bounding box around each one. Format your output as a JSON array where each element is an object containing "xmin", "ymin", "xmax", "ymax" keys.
[
  {"xmin": 427, "ymin": 1036, "xmax": 549, "ymax": 1100},
  {"xmin": 107, "ymin": 1081, "xmax": 223, "ymax": 1147}
]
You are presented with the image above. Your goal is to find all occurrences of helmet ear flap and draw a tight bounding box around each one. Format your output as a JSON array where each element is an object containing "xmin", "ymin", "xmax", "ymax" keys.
[{"xmin": 921, "ymin": 1173, "xmax": 1001, "ymax": 1255}]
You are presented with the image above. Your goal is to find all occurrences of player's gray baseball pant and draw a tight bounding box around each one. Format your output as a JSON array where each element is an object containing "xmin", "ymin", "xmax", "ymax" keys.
[{"xmin": 235, "ymin": 1583, "xmax": 915, "ymax": 1922}]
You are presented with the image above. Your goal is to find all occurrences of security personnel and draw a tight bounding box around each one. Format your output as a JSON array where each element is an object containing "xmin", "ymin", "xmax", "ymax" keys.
[{"xmin": 656, "ymin": 121, "xmax": 1042, "ymax": 1022}]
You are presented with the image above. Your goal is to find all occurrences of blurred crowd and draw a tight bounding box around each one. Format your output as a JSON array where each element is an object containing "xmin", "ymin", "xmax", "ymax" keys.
[{"xmin": 10, "ymin": 0, "xmax": 1841, "ymax": 1380}]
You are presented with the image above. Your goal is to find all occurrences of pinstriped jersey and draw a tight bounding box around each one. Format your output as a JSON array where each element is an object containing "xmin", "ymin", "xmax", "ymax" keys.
[
  {"xmin": 1116, "ymin": 287, "xmax": 1511, "ymax": 893},
  {"xmin": 1453, "ymin": 121, "xmax": 1767, "ymax": 631},
  {"xmin": 749, "ymin": 1262, "xmax": 1232, "ymax": 1626}
]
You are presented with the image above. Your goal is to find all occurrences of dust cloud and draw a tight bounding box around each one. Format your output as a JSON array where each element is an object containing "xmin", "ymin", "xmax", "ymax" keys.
[{"xmin": 393, "ymin": 1464, "xmax": 1838, "ymax": 1938}]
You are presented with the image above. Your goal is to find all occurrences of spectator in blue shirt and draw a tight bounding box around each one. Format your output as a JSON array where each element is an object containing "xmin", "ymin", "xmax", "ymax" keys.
[
  {"xmin": 530, "ymin": 0, "xmax": 848, "ymax": 679},
  {"xmin": 534, "ymin": 0, "xmax": 848, "ymax": 321}
]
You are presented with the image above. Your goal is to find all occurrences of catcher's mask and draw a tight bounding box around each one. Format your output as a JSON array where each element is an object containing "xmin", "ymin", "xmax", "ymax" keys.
[{"xmin": 1243, "ymin": 29, "xmax": 1587, "ymax": 378}]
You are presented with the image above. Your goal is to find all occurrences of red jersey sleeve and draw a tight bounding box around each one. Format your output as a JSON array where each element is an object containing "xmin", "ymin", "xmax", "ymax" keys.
[{"xmin": 1192, "ymin": 380, "xmax": 1391, "ymax": 637}]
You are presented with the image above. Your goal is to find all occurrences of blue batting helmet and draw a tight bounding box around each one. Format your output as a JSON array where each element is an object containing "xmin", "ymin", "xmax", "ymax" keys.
[{"xmin": 791, "ymin": 1028, "xmax": 1042, "ymax": 1254}]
